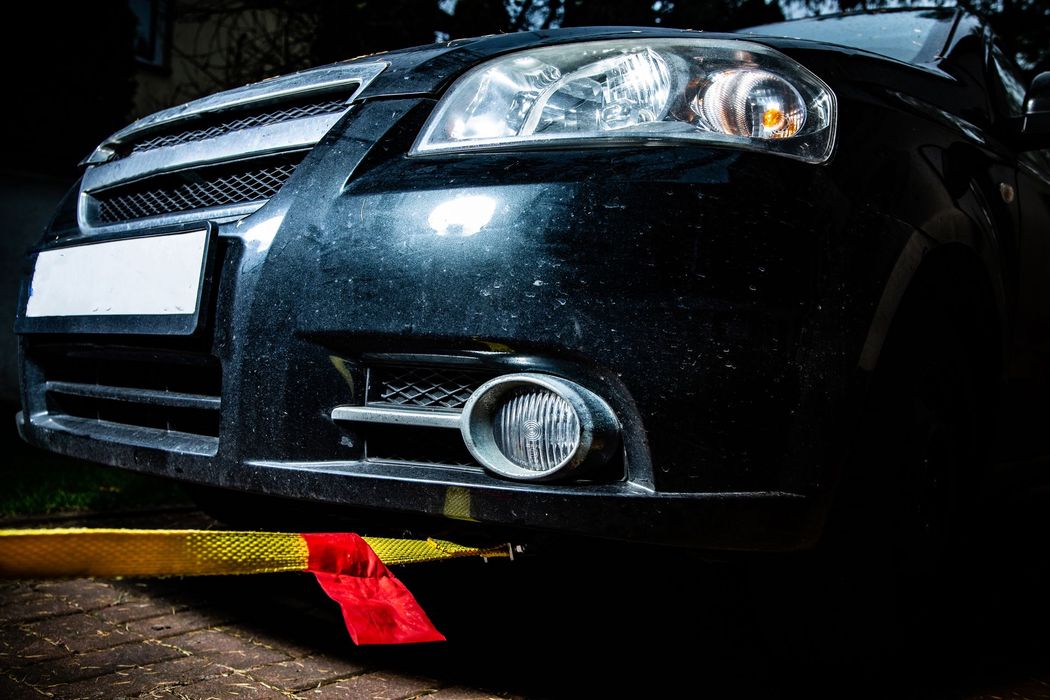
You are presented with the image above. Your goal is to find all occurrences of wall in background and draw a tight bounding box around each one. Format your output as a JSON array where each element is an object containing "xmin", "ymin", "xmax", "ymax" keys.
[{"xmin": 0, "ymin": 175, "xmax": 69, "ymax": 401}]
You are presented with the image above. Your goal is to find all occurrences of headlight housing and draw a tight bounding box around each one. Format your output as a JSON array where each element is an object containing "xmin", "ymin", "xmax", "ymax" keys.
[{"xmin": 411, "ymin": 39, "xmax": 836, "ymax": 163}]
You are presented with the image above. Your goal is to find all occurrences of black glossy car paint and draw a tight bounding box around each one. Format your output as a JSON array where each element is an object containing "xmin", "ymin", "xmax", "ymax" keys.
[{"xmin": 16, "ymin": 13, "xmax": 1050, "ymax": 549}]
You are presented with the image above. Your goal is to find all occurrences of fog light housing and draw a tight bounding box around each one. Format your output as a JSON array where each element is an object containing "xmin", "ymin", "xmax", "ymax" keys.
[{"xmin": 461, "ymin": 373, "xmax": 619, "ymax": 481}]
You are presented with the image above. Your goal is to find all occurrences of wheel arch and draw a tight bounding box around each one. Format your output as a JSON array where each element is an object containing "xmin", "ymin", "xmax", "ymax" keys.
[
  {"xmin": 858, "ymin": 213, "xmax": 1005, "ymax": 396},
  {"xmin": 818, "ymin": 215, "xmax": 1006, "ymax": 544}
]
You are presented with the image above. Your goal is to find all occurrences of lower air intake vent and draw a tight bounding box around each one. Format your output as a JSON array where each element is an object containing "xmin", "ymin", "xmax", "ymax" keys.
[
  {"xmin": 33, "ymin": 345, "xmax": 222, "ymax": 456},
  {"xmin": 92, "ymin": 155, "xmax": 303, "ymax": 224}
]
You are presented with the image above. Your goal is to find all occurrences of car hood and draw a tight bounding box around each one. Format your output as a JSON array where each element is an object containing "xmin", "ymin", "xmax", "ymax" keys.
[{"xmin": 102, "ymin": 27, "xmax": 754, "ymax": 153}]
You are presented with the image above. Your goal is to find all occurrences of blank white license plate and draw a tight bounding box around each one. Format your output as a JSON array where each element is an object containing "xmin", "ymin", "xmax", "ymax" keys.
[{"xmin": 25, "ymin": 230, "xmax": 208, "ymax": 318}]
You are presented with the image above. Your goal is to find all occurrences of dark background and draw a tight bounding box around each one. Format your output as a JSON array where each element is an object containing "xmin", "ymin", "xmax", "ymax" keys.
[
  {"xmin": 5, "ymin": 0, "xmax": 1050, "ymax": 172},
  {"xmin": 0, "ymin": 0, "xmax": 1047, "ymax": 403},
  {"xmin": 2, "ymin": 5, "xmax": 1050, "ymax": 694},
  {"xmin": 4, "ymin": 0, "xmax": 1049, "ymax": 176}
]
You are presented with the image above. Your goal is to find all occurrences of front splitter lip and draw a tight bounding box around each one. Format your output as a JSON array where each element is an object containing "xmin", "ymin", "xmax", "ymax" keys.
[{"xmin": 18, "ymin": 411, "xmax": 824, "ymax": 552}]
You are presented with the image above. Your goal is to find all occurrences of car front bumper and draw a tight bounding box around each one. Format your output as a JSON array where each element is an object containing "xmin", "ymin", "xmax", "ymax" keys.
[{"xmin": 17, "ymin": 97, "xmax": 876, "ymax": 550}]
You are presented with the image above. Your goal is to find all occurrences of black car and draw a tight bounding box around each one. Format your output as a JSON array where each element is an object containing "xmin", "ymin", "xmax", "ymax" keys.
[{"xmin": 15, "ymin": 8, "xmax": 1050, "ymax": 558}]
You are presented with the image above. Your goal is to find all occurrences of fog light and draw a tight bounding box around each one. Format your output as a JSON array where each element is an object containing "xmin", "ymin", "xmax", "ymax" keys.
[
  {"xmin": 493, "ymin": 388, "xmax": 581, "ymax": 471},
  {"xmin": 461, "ymin": 373, "xmax": 619, "ymax": 481}
]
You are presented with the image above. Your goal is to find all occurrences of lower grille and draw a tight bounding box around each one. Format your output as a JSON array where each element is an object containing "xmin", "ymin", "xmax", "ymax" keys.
[
  {"xmin": 92, "ymin": 155, "xmax": 303, "ymax": 224},
  {"xmin": 347, "ymin": 362, "xmax": 494, "ymax": 468},
  {"xmin": 367, "ymin": 365, "xmax": 489, "ymax": 410},
  {"xmin": 33, "ymin": 345, "xmax": 222, "ymax": 455},
  {"xmin": 363, "ymin": 424, "xmax": 478, "ymax": 468}
]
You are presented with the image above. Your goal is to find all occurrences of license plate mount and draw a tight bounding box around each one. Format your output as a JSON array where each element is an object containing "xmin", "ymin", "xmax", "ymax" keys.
[{"xmin": 17, "ymin": 226, "xmax": 213, "ymax": 336}]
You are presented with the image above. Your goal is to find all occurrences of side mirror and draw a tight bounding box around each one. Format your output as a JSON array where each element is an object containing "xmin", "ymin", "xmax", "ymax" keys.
[{"xmin": 1018, "ymin": 71, "xmax": 1050, "ymax": 151}]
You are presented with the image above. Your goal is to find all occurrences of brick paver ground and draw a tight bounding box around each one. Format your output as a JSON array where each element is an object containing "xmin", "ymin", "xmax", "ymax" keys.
[
  {"xmin": 0, "ymin": 506, "xmax": 521, "ymax": 700},
  {"xmin": 5, "ymin": 505, "xmax": 1050, "ymax": 698},
  {"xmin": 0, "ymin": 574, "xmax": 510, "ymax": 699}
]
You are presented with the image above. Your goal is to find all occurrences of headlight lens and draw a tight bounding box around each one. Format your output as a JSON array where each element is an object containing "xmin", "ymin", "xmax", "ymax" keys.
[
  {"xmin": 412, "ymin": 39, "xmax": 836, "ymax": 163},
  {"xmin": 694, "ymin": 69, "xmax": 807, "ymax": 139}
]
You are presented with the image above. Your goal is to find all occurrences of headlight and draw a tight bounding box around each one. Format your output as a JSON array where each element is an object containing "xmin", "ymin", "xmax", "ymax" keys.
[{"xmin": 412, "ymin": 39, "xmax": 836, "ymax": 163}]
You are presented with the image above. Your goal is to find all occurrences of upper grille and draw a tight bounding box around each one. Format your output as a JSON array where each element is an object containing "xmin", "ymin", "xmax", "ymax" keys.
[
  {"xmin": 94, "ymin": 157, "xmax": 301, "ymax": 224},
  {"xmin": 129, "ymin": 99, "xmax": 351, "ymax": 154},
  {"xmin": 367, "ymin": 366, "xmax": 489, "ymax": 410},
  {"xmin": 80, "ymin": 62, "xmax": 386, "ymax": 231}
]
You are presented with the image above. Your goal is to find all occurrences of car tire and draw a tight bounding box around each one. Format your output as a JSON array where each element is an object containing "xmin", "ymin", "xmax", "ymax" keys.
[{"xmin": 750, "ymin": 273, "xmax": 995, "ymax": 694}]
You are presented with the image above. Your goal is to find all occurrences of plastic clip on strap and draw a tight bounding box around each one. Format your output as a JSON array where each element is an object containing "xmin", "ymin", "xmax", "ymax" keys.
[{"xmin": 0, "ymin": 528, "xmax": 511, "ymax": 645}]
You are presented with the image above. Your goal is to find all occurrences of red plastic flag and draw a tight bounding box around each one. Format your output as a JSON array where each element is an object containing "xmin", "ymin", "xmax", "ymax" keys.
[{"xmin": 303, "ymin": 533, "xmax": 446, "ymax": 644}]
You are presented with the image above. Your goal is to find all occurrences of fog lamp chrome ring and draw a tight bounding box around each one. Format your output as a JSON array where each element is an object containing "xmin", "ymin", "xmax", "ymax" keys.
[{"xmin": 461, "ymin": 373, "xmax": 620, "ymax": 482}]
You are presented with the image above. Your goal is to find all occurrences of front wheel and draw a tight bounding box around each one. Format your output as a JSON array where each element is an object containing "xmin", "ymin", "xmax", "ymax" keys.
[{"xmin": 751, "ymin": 282, "xmax": 996, "ymax": 694}]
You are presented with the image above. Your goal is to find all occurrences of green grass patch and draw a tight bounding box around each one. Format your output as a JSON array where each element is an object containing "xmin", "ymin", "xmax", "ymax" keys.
[{"xmin": 0, "ymin": 436, "xmax": 190, "ymax": 518}]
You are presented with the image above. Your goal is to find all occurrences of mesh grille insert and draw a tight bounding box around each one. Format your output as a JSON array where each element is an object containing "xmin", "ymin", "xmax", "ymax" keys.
[
  {"xmin": 93, "ymin": 156, "xmax": 302, "ymax": 224},
  {"xmin": 129, "ymin": 99, "xmax": 351, "ymax": 153},
  {"xmin": 367, "ymin": 366, "xmax": 489, "ymax": 410}
]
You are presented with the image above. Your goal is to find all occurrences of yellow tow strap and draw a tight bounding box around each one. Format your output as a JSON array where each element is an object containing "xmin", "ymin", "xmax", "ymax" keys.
[{"xmin": 0, "ymin": 528, "xmax": 511, "ymax": 578}]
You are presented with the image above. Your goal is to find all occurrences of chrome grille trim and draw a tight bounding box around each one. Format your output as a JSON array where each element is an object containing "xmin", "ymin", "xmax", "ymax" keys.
[
  {"xmin": 86, "ymin": 62, "xmax": 388, "ymax": 162},
  {"xmin": 77, "ymin": 201, "xmax": 261, "ymax": 235},
  {"xmin": 78, "ymin": 61, "xmax": 387, "ymax": 233},
  {"xmin": 129, "ymin": 99, "xmax": 351, "ymax": 153},
  {"xmin": 331, "ymin": 405, "xmax": 462, "ymax": 429},
  {"xmin": 81, "ymin": 116, "xmax": 337, "ymax": 193}
]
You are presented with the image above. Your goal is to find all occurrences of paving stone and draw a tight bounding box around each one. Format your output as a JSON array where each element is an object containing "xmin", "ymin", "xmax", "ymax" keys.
[
  {"xmin": 54, "ymin": 656, "xmax": 230, "ymax": 700},
  {"xmin": 0, "ymin": 593, "xmax": 77, "ymax": 624},
  {"xmin": 967, "ymin": 677, "xmax": 1050, "ymax": 700},
  {"xmin": 0, "ymin": 674, "xmax": 48, "ymax": 700},
  {"xmin": 37, "ymin": 579, "xmax": 143, "ymax": 613},
  {"xmin": 16, "ymin": 656, "xmax": 88, "ymax": 687},
  {"xmin": 161, "ymin": 629, "xmax": 290, "ymax": 671},
  {"xmin": 127, "ymin": 579, "xmax": 229, "ymax": 610},
  {"xmin": 0, "ymin": 625, "xmax": 67, "ymax": 667},
  {"xmin": 0, "ymin": 580, "xmax": 31, "ymax": 594},
  {"xmin": 0, "ymin": 590, "xmax": 36, "ymax": 607},
  {"xmin": 95, "ymin": 599, "xmax": 190, "ymax": 625},
  {"xmin": 122, "ymin": 608, "xmax": 232, "ymax": 640},
  {"xmin": 17, "ymin": 639, "xmax": 184, "ymax": 687},
  {"xmin": 220, "ymin": 627, "xmax": 318, "ymax": 660},
  {"xmin": 247, "ymin": 655, "xmax": 368, "ymax": 692},
  {"xmin": 296, "ymin": 673, "xmax": 441, "ymax": 700},
  {"xmin": 425, "ymin": 688, "xmax": 521, "ymax": 700},
  {"xmin": 163, "ymin": 672, "xmax": 285, "ymax": 699},
  {"xmin": 73, "ymin": 639, "xmax": 184, "ymax": 678},
  {"xmin": 24, "ymin": 612, "xmax": 142, "ymax": 653}
]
